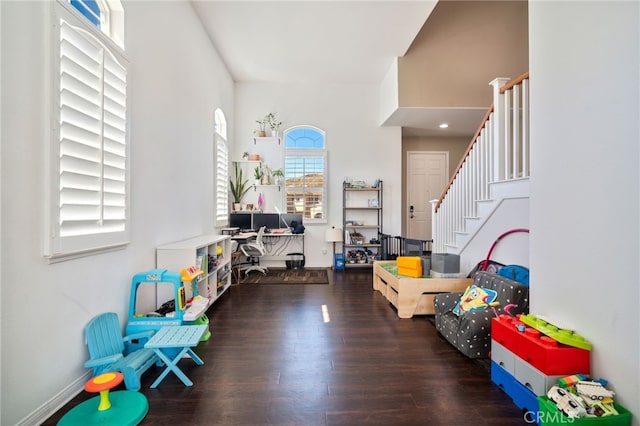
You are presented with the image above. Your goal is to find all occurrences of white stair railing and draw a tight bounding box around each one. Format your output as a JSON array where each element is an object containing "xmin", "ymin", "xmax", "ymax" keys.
[{"xmin": 432, "ymin": 73, "xmax": 530, "ymax": 253}]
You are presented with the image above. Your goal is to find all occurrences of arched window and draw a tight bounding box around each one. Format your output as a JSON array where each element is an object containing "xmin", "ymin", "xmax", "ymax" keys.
[
  {"xmin": 214, "ymin": 109, "xmax": 229, "ymax": 225},
  {"xmin": 284, "ymin": 126, "xmax": 326, "ymax": 222},
  {"xmin": 67, "ymin": 0, "xmax": 124, "ymax": 48}
]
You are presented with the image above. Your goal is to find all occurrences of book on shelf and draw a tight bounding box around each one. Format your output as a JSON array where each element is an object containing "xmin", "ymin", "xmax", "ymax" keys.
[{"xmin": 196, "ymin": 251, "xmax": 207, "ymax": 275}]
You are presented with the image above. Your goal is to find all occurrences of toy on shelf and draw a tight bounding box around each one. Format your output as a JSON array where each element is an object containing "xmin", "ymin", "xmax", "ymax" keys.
[{"xmin": 180, "ymin": 266, "xmax": 211, "ymax": 341}]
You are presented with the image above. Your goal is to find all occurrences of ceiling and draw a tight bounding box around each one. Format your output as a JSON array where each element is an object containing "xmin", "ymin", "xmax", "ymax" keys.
[{"xmin": 190, "ymin": 0, "xmax": 481, "ymax": 138}]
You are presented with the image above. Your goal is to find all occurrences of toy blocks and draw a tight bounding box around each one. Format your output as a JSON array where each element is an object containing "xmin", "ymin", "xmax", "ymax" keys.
[
  {"xmin": 519, "ymin": 314, "xmax": 592, "ymax": 351},
  {"xmin": 491, "ymin": 315, "xmax": 590, "ymax": 375},
  {"xmin": 396, "ymin": 256, "xmax": 422, "ymax": 277}
]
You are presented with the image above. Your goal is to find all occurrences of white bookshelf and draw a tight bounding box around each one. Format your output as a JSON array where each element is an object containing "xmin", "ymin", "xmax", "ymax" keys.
[{"xmin": 156, "ymin": 234, "xmax": 232, "ymax": 309}]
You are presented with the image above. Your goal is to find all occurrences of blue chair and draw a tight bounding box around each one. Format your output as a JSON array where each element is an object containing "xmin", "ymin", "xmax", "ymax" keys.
[{"xmin": 84, "ymin": 312, "xmax": 159, "ymax": 391}]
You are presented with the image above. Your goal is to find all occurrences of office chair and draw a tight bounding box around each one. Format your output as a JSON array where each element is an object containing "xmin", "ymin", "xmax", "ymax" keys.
[{"xmin": 240, "ymin": 226, "xmax": 268, "ymax": 276}]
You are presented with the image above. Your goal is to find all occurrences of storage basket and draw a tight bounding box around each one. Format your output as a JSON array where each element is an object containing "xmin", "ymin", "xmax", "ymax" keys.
[{"xmin": 350, "ymin": 232, "xmax": 365, "ymax": 244}]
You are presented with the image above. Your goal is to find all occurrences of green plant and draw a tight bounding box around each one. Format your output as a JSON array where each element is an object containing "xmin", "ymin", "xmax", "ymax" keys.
[
  {"xmin": 230, "ymin": 164, "xmax": 251, "ymax": 203},
  {"xmin": 267, "ymin": 113, "xmax": 282, "ymax": 131},
  {"xmin": 255, "ymin": 114, "xmax": 270, "ymax": 133},
  {"xmin": 255, "ymin": 113, "xmax": 282, "ymax": 133},
  {"xmin": 253, "ymin": 166, "xmax": 263, "ymax": 180},
  {"xmin": 272, "ymin": 168, "xmax": 284, "ymax": 178},
  {"xmin": 242, "ymin": 151, "xmax": 250, "ymax": 160}
]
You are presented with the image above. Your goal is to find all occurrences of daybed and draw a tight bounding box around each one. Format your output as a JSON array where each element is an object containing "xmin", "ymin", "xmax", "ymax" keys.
[
  {"xmin": 373, "ymin": 261, "xmax": 472, "ymax": 318},
  {"xmin": 433, "ymin": 270, "xmax": 529, "ymax": 358}
]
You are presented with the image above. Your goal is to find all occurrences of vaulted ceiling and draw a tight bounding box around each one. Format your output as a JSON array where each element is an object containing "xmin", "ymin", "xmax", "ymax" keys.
[
  {"xmin": 191, "ymin": 1, "xmax": 437, "ymax": 84},
  {"xmin": 190, "ymin": 1, "xmax": 528, "ymax": 138}
]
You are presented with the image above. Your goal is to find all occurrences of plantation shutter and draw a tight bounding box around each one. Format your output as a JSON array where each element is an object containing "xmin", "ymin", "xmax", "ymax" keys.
[
  {"xmin": 50, "ymin": 17, "xmax": 128, "ymax": 257},
  {"xmin": 216, "ymin": 138, "xmax": 229, "ymax": 224}
]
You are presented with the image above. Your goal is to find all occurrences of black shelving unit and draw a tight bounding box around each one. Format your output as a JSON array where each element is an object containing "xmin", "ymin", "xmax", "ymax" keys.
[{"xmin": 342, "ymin": 180, "xmax": 382, "ymax": 267}]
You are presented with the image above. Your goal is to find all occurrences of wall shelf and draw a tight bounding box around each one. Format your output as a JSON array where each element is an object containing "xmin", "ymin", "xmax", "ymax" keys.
[
  {"xmin": 253, "ymin": 184, "xmax": 281, "ymax": 191},
  {"xmin": 253, "ymin": 136, "xmax": 281, "ymax": 145}
]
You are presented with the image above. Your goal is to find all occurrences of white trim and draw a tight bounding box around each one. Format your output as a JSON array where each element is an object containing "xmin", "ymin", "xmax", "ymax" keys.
[{"xmin": 15, "ymin": 371, "xmax": 91, "ymax": 426}]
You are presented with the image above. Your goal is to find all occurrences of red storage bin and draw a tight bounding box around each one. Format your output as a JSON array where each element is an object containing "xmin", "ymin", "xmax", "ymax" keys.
[{"xmin": 491, "ymin": 316, "xmax": 590, "ymax": 376}]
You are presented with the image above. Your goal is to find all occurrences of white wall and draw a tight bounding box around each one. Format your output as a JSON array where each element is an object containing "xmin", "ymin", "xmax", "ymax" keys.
[
  {"xmin": 458, "ymin": 197, "xmax": 530, "ymax": 275},
  {"xmin": 0, "ymin": 1, "xmax": 234, "ymax": 424},
  {"xmin": 234, "ymin": 82, "xmax": 402, "ymax": 268},
  {"xmin": 530, "ymin": 1, "xmax": 639, "ymax": 422}
]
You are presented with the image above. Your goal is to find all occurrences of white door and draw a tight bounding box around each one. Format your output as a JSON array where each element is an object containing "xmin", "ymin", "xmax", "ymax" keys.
[{"xmin": 407, "ymin": 151, "xmax": 449, "ymax": 240}]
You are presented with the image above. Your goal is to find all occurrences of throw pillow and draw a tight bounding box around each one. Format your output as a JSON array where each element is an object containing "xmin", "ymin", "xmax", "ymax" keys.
[{"xmin": 452, "ymin": 285, "xmax": 499, "ymax": 316}]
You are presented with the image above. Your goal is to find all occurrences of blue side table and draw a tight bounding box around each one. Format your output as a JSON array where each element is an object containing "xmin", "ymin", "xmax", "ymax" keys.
[{"xmin": 144, "ymin": 325, "xmax": 207, "ymax": 388}]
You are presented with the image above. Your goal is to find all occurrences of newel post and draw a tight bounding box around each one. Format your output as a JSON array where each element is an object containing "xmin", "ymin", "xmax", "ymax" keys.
[
  {"xmin": 489, "ymin": 77, "xmax": 510, "ymax": 182},
  {"xmin": 430, "ymin": 199, "xmax": 439, "ymax": 251}
]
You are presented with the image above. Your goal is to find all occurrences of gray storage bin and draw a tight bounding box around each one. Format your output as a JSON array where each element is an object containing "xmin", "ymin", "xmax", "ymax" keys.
[
  {"xmin": 431, "ymin": 253, "xmax": 460, "ymax": 273},
  {"xmin": 420, "ymin": 256, "xmax": 431, "ymax": 277}
]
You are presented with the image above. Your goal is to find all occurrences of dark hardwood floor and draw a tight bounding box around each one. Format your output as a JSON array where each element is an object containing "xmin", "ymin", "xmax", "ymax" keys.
[{"xmin": 43, "ymin": 269, "xmax": 529, "ymax": 426}]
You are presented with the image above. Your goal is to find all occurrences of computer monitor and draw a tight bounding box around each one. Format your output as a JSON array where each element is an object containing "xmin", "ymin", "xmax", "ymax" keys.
[
  {"xmin": 252, "ymin": 213, "xmax": 280, "ymax": 231},
  {"xmin": 280, "ymin": 213, "xmax": 303, "ymax": 229},
  {"xmin": 229, "ymin": 213, "xmax": 253, "ymax": 231}
]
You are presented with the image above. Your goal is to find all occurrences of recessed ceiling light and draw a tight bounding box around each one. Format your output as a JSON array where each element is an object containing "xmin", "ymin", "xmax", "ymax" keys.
[{"xmin": 439, "ymin": 123, "xmax": 449, "ymax": 129}]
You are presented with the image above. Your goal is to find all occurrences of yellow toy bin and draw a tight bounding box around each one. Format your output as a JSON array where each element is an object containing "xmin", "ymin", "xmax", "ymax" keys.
[{"xmin": 396, "ymin": 256, "xmax": 423, "ymax": 278}]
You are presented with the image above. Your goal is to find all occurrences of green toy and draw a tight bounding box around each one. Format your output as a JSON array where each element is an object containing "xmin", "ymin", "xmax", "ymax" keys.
[{"xmin": 519, "ymin": 314, "xmax": 592, "ymax": 351}]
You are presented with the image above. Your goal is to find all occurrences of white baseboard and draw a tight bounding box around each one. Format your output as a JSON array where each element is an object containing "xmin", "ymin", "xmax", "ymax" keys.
[{"xmin": 16, "ymin": 372, "xmax": 90, "ymax": 426}]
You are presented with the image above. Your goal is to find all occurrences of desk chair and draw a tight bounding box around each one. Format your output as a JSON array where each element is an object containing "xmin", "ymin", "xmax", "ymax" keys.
[{"xmin": 240, "ymin": 226, "xmax": 267, "ymax": 276}]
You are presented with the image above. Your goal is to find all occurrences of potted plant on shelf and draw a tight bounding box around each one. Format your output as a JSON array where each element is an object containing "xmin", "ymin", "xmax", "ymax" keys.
[
  {"xmin": 272, "ymin": 168, "xmax": 284, "ymax": 185},
  {"xmin": 255, "ymin": 115, "xmax": 269, "ymax": 137},
  {"xmin": 230, "ymin": 164, "xmax": 251, "ymax": 211},
  {"xmin": 267, "ymin": 113, "xmax": 282, "ymax": 137},
  {"xmin": 253, "ymin": 166, "xmax": 263, "ymax": 186},
  {"xmin": 242, "ymin": 151, "xmax": 250, "ymax": 160}
]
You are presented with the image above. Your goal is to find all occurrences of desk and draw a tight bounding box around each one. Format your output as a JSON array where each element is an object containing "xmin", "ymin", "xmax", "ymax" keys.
[
  {"xmin": 144, "ymin": 325, "xmax": 206, "ymax": 388},
  {"xmin": 231, "ymin": 231, "xmax": 305, "ymax": 268},
  {"xmin": 231, "ymin": 231, "xmax": 258, "ymax": 243},
  {"xmin": 261, "ymin": 232, "xmax": 304, "ymax": 259}
]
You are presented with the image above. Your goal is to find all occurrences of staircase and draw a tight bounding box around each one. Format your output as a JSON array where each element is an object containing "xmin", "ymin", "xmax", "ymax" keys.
[{"xmin": 431, "ymin": 73, "xmax": 530, "ymax": 272}]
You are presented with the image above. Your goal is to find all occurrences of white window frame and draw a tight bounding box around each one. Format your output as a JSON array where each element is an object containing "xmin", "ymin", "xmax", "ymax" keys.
[
  {"xmin": 214, "ymin": 109, "xmax": 229, "ymax": 226},
  {"xmin": 67, "ymin": 0, "xmax": 124, "ymax": 50},
  {"xmin": 45, "ymin": 0, "xmax": 129, "ymax": 262},
  {"xmin": 284, "ymin": 126, "xmax": 327, "ymax": 224}
]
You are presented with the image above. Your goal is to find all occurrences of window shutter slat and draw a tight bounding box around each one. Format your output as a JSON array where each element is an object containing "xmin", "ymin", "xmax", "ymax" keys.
[{"xmin": 55, "ymin": 18, "xmax": 128, "ymax": 243}]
